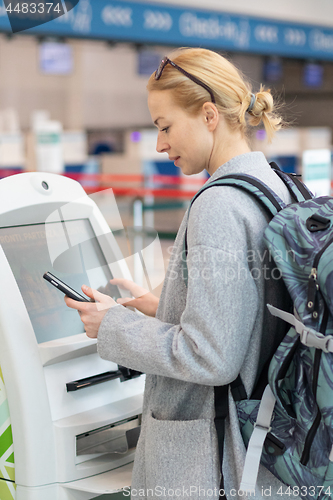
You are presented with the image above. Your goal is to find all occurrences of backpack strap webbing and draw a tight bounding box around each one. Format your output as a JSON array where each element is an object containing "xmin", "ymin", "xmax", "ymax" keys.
[
  {"xmin": 189, "ymin": 173, "xmax": 284, "ymax": 217},
  {"xmin": 239, "ymin": 385, "xmax": 277, "ymax": 494},
  {"xmin": 215, "ymin": 376, "xmax": 247, "ymax": 499},
  {"xmin": 269, "ymin": 162, "xmax": 313, "ymax": 202},
  {"xmin": 214, "ymin": 384, "xmax": 229, "ymax": 498}
]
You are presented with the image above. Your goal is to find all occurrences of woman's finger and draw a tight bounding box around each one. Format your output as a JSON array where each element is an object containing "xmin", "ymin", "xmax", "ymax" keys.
[
  {"xmin": 109, "ymin": 278, "xmax": 131, "ymax": 290},
  {"xmin": 110, "ymin": 278, "xmax": 149, "ymax": 299},
  {"xmin": 82, "ymin": 285, "xmax": 114, "ymax": 304},
  {"xmin": 117, "ymin": 297, "xmax": 139, "ymax": 307}
]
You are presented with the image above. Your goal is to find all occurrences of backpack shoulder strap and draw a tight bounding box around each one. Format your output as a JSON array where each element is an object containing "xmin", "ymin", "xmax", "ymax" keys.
[
  {"xmin": 182, "ymin": 173, "xmax": 286, "ymax": 286},
  {"xmin": 190, "ymin": 173, "xmax": 286, "ymax": 218},
  {"xmin": 269, "ymin": 162, "xmax": 313, "ymax": 202}
]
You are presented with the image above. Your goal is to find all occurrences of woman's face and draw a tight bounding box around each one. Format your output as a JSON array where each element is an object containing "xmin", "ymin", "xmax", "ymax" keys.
[{"xmin": 148, "ymin": 90, "xmax": 213, "ymax": 176}]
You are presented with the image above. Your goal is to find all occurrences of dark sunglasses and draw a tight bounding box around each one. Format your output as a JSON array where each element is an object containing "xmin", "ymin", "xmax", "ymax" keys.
[{"xmin": 155, "ymin": 57, "xmax": 216, "ymax": 104}]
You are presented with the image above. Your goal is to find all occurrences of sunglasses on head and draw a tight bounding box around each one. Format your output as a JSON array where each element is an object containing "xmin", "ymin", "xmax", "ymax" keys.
[{"xmin": 155, "ymin": 57, "xmax": 216, "ymax": 104}]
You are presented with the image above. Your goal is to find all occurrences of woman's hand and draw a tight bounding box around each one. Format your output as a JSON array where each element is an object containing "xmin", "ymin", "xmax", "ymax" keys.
[
  {"xmin": 110, "ymin": 278, "xmax": 159, "ymax": 317},
  {"xmin": 64, "ymin": 285, "xmax": 117, "ymax": 338}
]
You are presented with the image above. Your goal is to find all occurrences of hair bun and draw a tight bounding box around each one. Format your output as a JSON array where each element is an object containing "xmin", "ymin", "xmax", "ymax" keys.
[
  {"xmin": 252, "ymin": 89, "xmax": 274, "ymax": 116},
  {"xmin": 247, "ymin": 85, "xmax": 281, "ymax": 140}
]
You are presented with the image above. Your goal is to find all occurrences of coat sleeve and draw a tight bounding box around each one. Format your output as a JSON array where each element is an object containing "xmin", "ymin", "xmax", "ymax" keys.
[{"xmin": 97, "ymin": 240, "xmax": 259, "ymax": 386}]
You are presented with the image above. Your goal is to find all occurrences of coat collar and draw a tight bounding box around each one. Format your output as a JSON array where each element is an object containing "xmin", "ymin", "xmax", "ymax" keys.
[{"xmin": 206, "ymin": 151, "xmax": 271, "ymax": 185}]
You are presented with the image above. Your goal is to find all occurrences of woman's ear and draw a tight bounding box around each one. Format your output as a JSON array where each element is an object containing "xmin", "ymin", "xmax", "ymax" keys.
[{"xmin": 202, "ymin": 102, "xmax": 219, "ymax": 131}]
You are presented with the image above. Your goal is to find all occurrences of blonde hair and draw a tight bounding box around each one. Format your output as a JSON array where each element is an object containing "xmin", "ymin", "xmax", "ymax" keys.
[{"xmin": 147, "ymin": 48, "xmax": 282, "ymax": 142}]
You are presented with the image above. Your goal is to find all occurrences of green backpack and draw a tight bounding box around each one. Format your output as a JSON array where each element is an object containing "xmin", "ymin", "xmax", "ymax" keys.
[{"xmin": 183, "ymin": 164, "xmax": 333, "ymax": 500}]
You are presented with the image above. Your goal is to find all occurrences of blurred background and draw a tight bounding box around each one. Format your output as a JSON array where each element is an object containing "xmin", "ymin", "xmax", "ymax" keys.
[{"xmin": 2, "ymin": 0, "xmax": 333, "ymax": 297}]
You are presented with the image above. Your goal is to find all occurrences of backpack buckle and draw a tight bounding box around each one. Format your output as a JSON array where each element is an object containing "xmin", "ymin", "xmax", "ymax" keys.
[
  {"xmin": 300, "ymin": 328, "xmax": 333, "ymax": 353},
  {"xmin": 254, "ymin": 422, "xmax": 271, "ymax": 433},
  {"xmin": 306, "ymin": 214, "xmax": 331, "ymax": 232}
]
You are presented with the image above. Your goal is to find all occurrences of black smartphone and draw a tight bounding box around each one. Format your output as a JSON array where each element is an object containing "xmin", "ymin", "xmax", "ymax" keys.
[{"xmin": 43, "ymin": 272, "xmax": 89, "ymax": 302}]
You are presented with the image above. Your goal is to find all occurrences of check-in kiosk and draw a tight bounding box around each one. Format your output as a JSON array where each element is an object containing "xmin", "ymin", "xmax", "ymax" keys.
[{"xmin": 0, "ymin": 173, "xmax": 145, "ymax": 500}]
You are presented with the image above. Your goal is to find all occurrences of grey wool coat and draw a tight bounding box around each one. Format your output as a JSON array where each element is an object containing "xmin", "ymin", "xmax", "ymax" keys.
[{"xmin": 98, "ymin": 151, "xmax": 299, "ymax": 500}]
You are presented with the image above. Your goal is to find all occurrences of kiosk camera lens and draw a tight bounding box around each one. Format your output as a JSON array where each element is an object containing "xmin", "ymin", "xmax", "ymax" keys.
[{"xmin": 42, "ymin": 181, "xmax": 49, "ymax": 190}]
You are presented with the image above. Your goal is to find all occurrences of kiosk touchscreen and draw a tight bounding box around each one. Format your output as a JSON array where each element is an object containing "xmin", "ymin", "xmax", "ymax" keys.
[{"xmin": 0, "ymin": 173, "xmax": 145, "ymax": 500}]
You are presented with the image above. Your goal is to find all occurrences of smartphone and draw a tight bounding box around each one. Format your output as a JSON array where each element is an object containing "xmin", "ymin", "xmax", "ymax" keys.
[{"xmin": 43, "ymin": 272, "xmax": 89, "ymax": 302}]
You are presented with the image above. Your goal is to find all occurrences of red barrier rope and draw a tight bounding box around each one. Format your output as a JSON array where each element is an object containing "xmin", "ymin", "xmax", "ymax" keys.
[
  {"xmin": 0, "ymin": 168, "xmax": 23, "ymax": 176},
  {"xmin": 151, "ymin": 174, "xmax": 207, "ymax": 186},
  {"xmin": 83, "ymin": 185, "xmax": 199, "ymax": 198},
  {"xmin": 0, "ymin": 170, "xmax": 205, "ymax": 198},
  {"xmin": 64, "ymin": 173, "xmax": 144, "ymax": 183},
  {"xmin": 64, "ymin": 172, "xmax": 207, "ymax": 186}
]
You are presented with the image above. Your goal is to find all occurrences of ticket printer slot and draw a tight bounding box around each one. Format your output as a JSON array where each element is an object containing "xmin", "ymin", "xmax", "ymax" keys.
[{"xmin": 76, "ymin": 415, "xmax": 141, "ymax": 456}]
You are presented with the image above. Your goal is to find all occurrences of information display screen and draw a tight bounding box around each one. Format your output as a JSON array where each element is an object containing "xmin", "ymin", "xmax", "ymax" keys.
[
  {"xmin": 40, "ymin": 42, "xmax": 73, "ymax": 75},
  {"xmin": 0, "ymin": 219, "xmax": 120, "ymax": 344}
]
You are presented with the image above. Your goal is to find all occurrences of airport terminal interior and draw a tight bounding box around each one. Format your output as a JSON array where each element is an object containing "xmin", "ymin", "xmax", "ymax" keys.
[{"xmin": 1, "ymin": 0, "xmax": 333, "ymax": 498}]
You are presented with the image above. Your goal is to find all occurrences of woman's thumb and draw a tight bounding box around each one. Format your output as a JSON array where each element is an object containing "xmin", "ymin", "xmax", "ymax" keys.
[{"xmin": 82, "ymin": 284, "xmax": 104, "ymax": 302}]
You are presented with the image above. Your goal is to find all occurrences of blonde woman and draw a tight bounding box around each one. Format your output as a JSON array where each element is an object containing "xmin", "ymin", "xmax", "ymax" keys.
[{"xmin": 66, "ymin": 48, "xmax": 296, "ymax": 499}]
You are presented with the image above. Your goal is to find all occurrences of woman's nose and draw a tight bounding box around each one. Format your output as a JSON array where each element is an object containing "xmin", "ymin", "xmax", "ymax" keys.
[{"xmin": 156, "ymin": 134, "xmax": 170, "ymax": 153}]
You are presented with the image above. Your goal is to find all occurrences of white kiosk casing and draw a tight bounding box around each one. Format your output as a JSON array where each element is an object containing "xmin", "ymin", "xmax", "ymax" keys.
[{"xmin": 0, "ymin": 172, "xmax": 145, "ymax": 500}]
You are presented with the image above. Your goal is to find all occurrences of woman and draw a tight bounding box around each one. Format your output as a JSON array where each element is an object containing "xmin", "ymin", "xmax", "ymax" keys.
[{"xmin": 65, "ymin": 48, "xmax": 295, "ymax": 499}]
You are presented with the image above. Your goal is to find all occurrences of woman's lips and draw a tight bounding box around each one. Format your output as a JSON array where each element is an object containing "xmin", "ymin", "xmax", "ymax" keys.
[{"xmin": 170, "ymin": 156, "xmax": 180, "ymax": 166}]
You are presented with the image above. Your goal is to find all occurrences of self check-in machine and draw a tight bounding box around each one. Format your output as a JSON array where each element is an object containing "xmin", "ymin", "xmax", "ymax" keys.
[{"xmin": 0, "ymin": 173, "xmax": 145, "ymax": 500}]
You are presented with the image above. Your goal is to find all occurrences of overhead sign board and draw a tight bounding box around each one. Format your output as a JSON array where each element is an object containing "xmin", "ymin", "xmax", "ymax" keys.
[{"xmin": 1, "ymin": 0, "xmax": 333, "ymax": 60}]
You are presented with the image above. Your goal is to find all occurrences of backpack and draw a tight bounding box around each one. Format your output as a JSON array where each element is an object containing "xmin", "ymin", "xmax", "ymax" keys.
[{"xmin": 182, "ymin": 163, "xmax": 333, "ymax": 500}]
